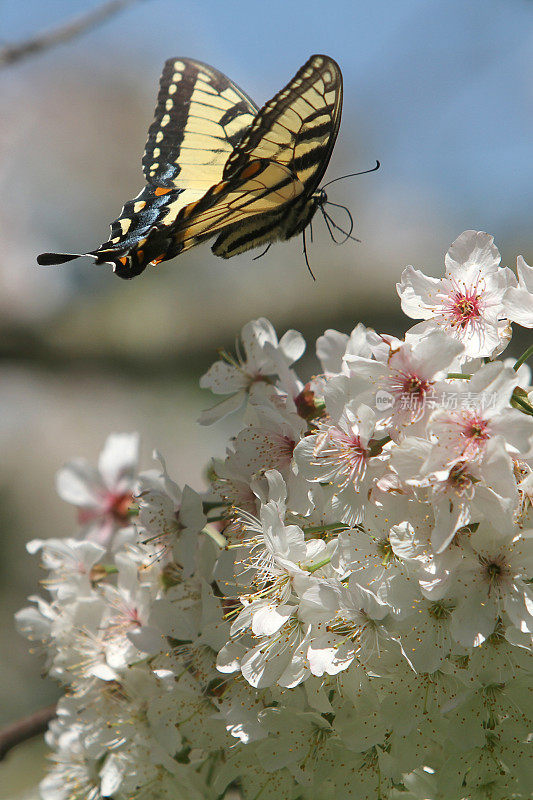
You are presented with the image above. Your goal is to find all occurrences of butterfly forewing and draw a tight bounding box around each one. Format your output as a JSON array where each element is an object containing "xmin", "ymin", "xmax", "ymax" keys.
[
  {"xmin": 169, "ymin": 160, "xmax": 304, "ymax": 256},
  {"xmin": 222, "ymin": 55, "xmax": 342, "ymax": 192},
  {"xmin": 142, "ymin": 58, "xmax": 258, "ymax": 189}
]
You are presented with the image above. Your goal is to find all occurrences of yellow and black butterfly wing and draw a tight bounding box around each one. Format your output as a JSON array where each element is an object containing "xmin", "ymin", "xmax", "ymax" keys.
[
  {"xmin": 160, "ymin": 159, "xmax": 305, "ymax": 256},
  {"xmin": 37, "ymin": 58, "xmax": 259, "ymax": 275},
  {"xmin": 142, "ymin": 57, "xmax": 259, "ymax": 192},
  {"xmin": 223, "ymin": 55, "xmax": 342, "ymax": 191},
  {"xmin": 168, "ymin": 54, "xmax": 343, "ymax": 259}
]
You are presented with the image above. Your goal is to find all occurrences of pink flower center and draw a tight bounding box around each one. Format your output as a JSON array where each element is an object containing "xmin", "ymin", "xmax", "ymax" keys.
[
  {"xmin": 277, "ymin": 435, "xmax": 296, "ymax": 461},
  {"xmin": 77, "ymin": 491, "xmax": 133, "ymax": 526},
  {"xmin": 322, "ymin": 428, "xmax": 369, "ymax": 488},
  {"xmin": 458, "ymin": 412, "xmax": 491, "ymax": 458},
  {"xmin": 107, "ymin": 492, "xmax": 134, "ymax": 522},
  {"xmin": 445, "ymin": 281, "xmax": 483, "ymax": 329},
  {"xmin": 462, "ymin": 414, "xmax": 490, "ymax": 442},
  {"xmin": 401, "ymin": 374, "xmax": 431, "ymax": 397},
  {"xmin": 387, "ymin": 371, "xmax": 432, "ymax": 421}
]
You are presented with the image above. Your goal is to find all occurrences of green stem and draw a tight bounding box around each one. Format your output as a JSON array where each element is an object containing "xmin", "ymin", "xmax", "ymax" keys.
[
  {"xmin": 447, "ymin": 373, "xmax": 472, "ymax": 379},
  {"xmin": 304, "ymin": 556, "xmax": 332, "ymax": 573},
  {"xmin": 514, "ymin": 344, "xmax": 533, "ymax": 372},
  {"xmin": 302, "ymin": 522, "xmax": 348, "ymax": 535}
]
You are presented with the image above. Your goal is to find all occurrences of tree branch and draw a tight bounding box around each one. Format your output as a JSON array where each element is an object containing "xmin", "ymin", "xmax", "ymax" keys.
[
  {"xmin": 0, "ymin": 0, "xmax": 145, "ymax": 68},
  {"xmin": 0, "ymin": 704, "xmax": 56, "ymax": 761}
]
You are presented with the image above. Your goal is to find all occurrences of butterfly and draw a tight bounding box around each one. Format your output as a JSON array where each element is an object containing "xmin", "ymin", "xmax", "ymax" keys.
[{"xmin": 38, "ymin": 54, "xmax": 347, "ymax": 279}]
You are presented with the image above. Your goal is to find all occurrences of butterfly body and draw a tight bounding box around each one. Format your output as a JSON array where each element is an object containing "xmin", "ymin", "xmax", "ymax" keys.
[{"xmin": 38, "ymin": 55, "xmax": 343, "ymax": 278}]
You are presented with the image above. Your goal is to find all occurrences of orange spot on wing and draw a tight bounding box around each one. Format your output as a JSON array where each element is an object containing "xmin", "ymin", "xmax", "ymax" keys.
[
  {"xmin": 239, "ymin": 160, "xmax": 263, "ymax": 180},
  {"xmin": 149, "ymin": 255, "xmax": 164, "ymax": 266},
  {"xmin": 137, "ymin": 250, "xmax": 144, "ymax": 261},
  {"xmin": 118, "ymin": 257, "xmax": 128, "ymax": 265},
  {"xmin": 155, "ymin": 187, "xmax": 172, "ymax": 196}
]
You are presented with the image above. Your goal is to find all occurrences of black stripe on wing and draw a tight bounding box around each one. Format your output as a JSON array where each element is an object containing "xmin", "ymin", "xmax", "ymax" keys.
[{"xmin": 211, "ymin": 208, "xmax": 287, "ymax": 258}]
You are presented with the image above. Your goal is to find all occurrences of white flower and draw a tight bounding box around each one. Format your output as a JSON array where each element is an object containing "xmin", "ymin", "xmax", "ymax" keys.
[
  {"xmin": 98, "ymin": 552, "xmax": 157, "ymax": 671},
  {"xmin": 420, "ymin": 524, "xmax": 533, "ymax": 647},
  {"xmin": 230, "ymin": 471, "xmax": 332, "ymax": 636},
  {"xmin": 425, "ymin": 361, "xmax": 533, "ymax": 472},
  {"xmin": 332, "ymin": 524, "xmax": 422, "ymax": 620},
  {"xmin": 137, "ymin": 452, "xmax": 206, "ymax": 576},
  {"xmin": 345, "ymin": 330, "xmax": 464, "ymax": 435},
  {"xmin": 222, "ymin": 402, "xmax": 308, "ymax": 510},
  {"xmin": 316, "ymin": 322, "xmax": 374, "ymax": 376},
  {"xmin": 391, "ymin": 434, "xmax": 519, "ymax": 553},
  {"xmin": 55, "ymin": 432, "xmax": 139, "ymax": 547},
  {"xmin": 198, "ymin": 318, "xmax": 305, "ymax": 424},
  {"xmin": 239, "ymin": 618, "xmax": 311, "ymax": 689},
  {"xmin": 300, "ymin": 578, "xmax": 391, "ymax": 676},
  {"xmin": 397, "ymin": 230, "xmax": 515, "ymax": 359},
  {"xmin": 504, "ymin": 255, "xmax": 533, "ymax": 328},
  {"xmin": 25, "ymin": 538, "xmax": 106, "ymax": 601},
  {"xmin": 294, "ymin": 402, "xmax": 386, "ymax": 495},
  {"xmin": 255, "ymin": 707, "xmax": 332, "ymax": 784}
]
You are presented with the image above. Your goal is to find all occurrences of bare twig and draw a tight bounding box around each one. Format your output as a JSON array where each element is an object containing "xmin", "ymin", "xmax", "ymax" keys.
[
  {"xmin": 0, "ymin": 0, "xmax": 145, "ymax": 68},
  {"xmin": 0, "ymin": 704, "xmax": 56, "ymax": 761}
]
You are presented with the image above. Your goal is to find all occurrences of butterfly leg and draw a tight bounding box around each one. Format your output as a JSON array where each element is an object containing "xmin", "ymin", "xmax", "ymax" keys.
[{"xmin": 302, "ymin": 227, "xmax": 316, "ymax": 281}]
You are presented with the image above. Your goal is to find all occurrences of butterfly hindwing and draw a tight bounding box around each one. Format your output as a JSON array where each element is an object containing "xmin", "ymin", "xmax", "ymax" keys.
[{"xmin": 100, "ymin": 58, "xmax": 262, "ymax": 275}]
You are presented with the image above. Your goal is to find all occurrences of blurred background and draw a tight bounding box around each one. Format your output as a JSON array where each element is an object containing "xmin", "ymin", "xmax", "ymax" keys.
[{"xmin": 1, "ymin": 0, "xmax": 532, "ymax": 793}]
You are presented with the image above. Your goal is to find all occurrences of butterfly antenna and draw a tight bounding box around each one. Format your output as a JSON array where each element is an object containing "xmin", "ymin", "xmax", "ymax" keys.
[
  {"xmin": 321, "ymin": 160, "xmax": 380, "ymax": 190},
  {"xmin": 252, "ymin": 243, "xmax": 272, "ymax": 261},
  {"xmin": 325, "ymin": 209, "xmax": 361, "ymax": 244},
  {"xmin": 321, "ymin": 207, "xmax": 342, "ymax": 244},
  {"xmin": 302, "ymin": 228, "xmax": 316, "ymax": 281},
  {"xmin": 322, "ymin": 202, "xmax": 360, "ymax": 243}
]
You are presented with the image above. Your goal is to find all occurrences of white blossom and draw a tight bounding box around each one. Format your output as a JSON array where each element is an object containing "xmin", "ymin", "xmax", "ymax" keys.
[
  {"xmin": 55, "ymin": 432, "xmax": 139, "ymax": 547},
  {"xmin": 198, "ymin": 317, "xmax": 305, "ymax": 424},
  {"xmin": 504, "ymin": 255, "xmax": 533, "ymax": 328},
  {"xmin": 17, "ymin": 230, "xmax": 533, "ymax": 800},
  {"xmin": 397, "ymin": 230, "xmax": 515, "ymax": 359}
]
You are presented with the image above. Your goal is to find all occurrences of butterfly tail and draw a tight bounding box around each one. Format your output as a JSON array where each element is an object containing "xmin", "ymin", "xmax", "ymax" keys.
[
  {"xmin": 37, "ymin": 219, "xmax": 173, "ymax": 279},
  {"xmin": 37, "ymin": 252, "xmax": 86, "ymax": 265},
  {"xmin": 36, "ymin": 247, "xmax": 144, "ymax": 279}
]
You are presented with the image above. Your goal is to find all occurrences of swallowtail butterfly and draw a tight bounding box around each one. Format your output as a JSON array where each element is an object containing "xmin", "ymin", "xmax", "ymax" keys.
[{"xmin": 38, "ymin": 54, "xmax": 346, "ymax": 278}]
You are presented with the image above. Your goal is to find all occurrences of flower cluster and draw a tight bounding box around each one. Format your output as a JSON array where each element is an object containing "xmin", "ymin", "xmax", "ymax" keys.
[{"xmin": 17, "ymin": 232, "xmax": 533, "ymax": 799}]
